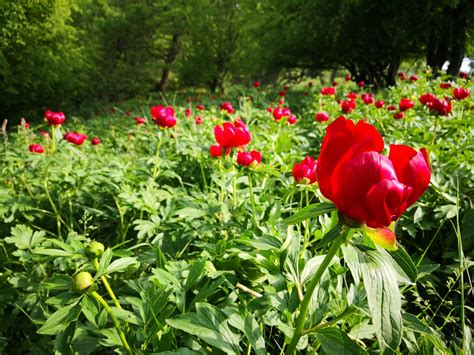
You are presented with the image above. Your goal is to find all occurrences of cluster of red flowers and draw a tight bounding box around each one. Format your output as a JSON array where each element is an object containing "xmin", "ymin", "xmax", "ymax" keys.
[{"xmin": 419, "ymin": 93, "xmax": 452, "ymax": 116}]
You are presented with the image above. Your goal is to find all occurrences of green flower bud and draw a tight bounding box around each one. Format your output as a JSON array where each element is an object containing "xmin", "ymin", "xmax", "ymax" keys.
[
  {"xmin": 88, "ymin": 241, "xmax": 105, "ymax": 257},
  {"xmin": 75, "ymin": 271, "xmax": 94, "ymax": 292}
]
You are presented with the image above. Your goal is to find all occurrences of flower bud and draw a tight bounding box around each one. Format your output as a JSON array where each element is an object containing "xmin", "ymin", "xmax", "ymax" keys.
[
  {"xmin": 88, "ymin": 241, "xmax": 105, "ymax": 257},
  {"xmin": 75, "ymin": 271, "xmax": 94, "ymax": 292}
]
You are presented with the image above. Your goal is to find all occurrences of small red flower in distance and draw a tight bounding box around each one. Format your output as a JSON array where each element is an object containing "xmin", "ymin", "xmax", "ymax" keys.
[
  {"xmin": 293, "ymin": 156, "xmax": 318, "ymax": 184},
  {"xmin": 253, "ymin": 81, "xmax": 261, "ymax": 88},
  {"xmin": 399, "ymin": 98, "xmax": 414, "ymax": 111},
  {"xmin": 357, "ymin": 81, "xmax": 365, "ymax": 88},
  {"xmin": 440, "ymin": 82, "xmax": 452, "ymax": 89},
  {"xmin": 278, "ymin": 90, "xmax": 286, "ymax": 97},
  {"xmin": 196, "ymin": 104, "xmax": 205, "ymax": 111},
  {"xmin": 453, "ymin": 87, "xmax": 471, "ymax": 100},
  {"xmin": 287, "ymin": 115, "xmax": 297, "ymax": 125},
  {"xmin": 409, "ymin": 75, "xmax": 418, "ymax": 81},
  {"xmin": 375, "ymin": 100, "xmax": 385, "ymax": 108},
  {"xmin": 195, "ymin": 116, "xmax": 203, "ymax": 125},
  {"xmin": 237, "ymin": 150, "xmax": 262, "ymax": 167},
  {"xmin": 398, "ymin": 72, "xmax": 407, "ymax": 81},
  {"xmin": 347, "ymin": 92, "xmax": 358, "ymax": 99},
  {"xmin": 134, "ymin": 117, "xmax": 146, "ymax": 125},
  {"xmin": 362, "ymin": 93, "xmax": 375, "ymax": 105},
  {"xmin": 150, "ymin": 105, "xmax": 176, "ymax": 128},
  {"xmin": 29, "ymin": 144, "xmax": 45, "ymax": 154},
  {"xmin": 64, "ymin": 132, "xmax": 88, "ymax": 145},
  {"xmin": 91, "ymin": 137, "xmax": 101, "ymax": 145},
  {"xmin": 44, "ymin": 110, "xmax": 65, "ymax": 126},
  {"xmin": 315, "ymin": 112, "xmax": 330, "ymax": 122},
  {"xmin": 210, "ymin": 144, "xmax": 231, "ymax": 157},
  {"xmin": 220, "ymin": 102, "xmax": 235, "ymax": 114},
  {"xmin": 345, "ymin": 74, "xmax": 351, "ymax": 81},
  {"xmin": 185, "ymin": 108, "xmax": 191, "ymax": 117},
  {"xmin": 387, "ymin": 104, "xmax": 397, "ymax": 111},
  {"xmin": 321, "ymin": 87, "xmax": 335, "ymax": 95},
  {"xmin": 341, "ymin": 99, "xmax": 356, "ymax": 113},
  {"xmin": 393, "ymin": 112, "xmax": 404, "ymax": 119},
  {"xmin": 419, "ymin": 93, "xmax": 435, "ymax": 105}
]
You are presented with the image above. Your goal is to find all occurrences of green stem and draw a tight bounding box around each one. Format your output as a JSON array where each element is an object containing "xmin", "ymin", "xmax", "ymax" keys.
[
  {"xmin": 152, "ymin": 132, "xmax": 163, "ymax": 179},
  {"xmin": 431, "ymin": 115, "xmax": 439, "ymax": 146},
  {"xmin": 285, "ymin": 230, "xmax": 347, "ymax": 354},
  {"xmin": 248, "ymin": 173, "xmax": 258, "ymax": 227},
  {"xmin": 91, "ymin": 291, "xmax": 133, "ymax": 354},
  {"xmin": 44, "ymin": 179, "xmax": 63, "ymax": 239},
  {"xmin": 51, "ymin": 125, "xmax": 57, "ymax": 153},
  {"xmin": 302, "ymin": 306, "xmax": 356, "ymax": 335},
  {"xmin": 232, "ymin": 168, "xmax": 238, "ymax": 208},
  {"xmin": 94, "ymin": 258, "xmax": 122, "ymax": 310},
  {"xmin": 455, "ymin": 177, "xmax": 466, "ymax": 352}
]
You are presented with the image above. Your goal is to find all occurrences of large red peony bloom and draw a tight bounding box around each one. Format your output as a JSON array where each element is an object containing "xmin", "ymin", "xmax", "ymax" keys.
[
  {"xmin": 317, "ymin": 116, "xmax": 430, "ymax": 228},
  {"xmin": 44, "ymin": 110, "xmax": 65, "ymax": 126},
  {"xmin": 64, "ymin": 132, "xmax": 88, "ymax": 145},
  {"xmin": 150, "ymin": 105, "xmax": 177, "ymax": 128}
]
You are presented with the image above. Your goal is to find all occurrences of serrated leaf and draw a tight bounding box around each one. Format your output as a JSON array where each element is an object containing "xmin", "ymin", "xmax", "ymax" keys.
[
  {"xmin": 37, "ymin": 301, "xmax": 82, "ymax": 335},
  {"xmin": 167, "ymin": 303, "xmax": 241, "ymax": 354},
  {"xmin": 6, "ymin": 224, "xmax": 45, "ymax": 249},
  {"xmin": 283, "ymin": 202, "xmax": 335, "ymax": 225}
]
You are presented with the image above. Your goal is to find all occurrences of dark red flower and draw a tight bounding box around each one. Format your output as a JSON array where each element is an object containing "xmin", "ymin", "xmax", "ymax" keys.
[
  {"xmin": 409, "ymin": 75, "xmax": 418, "ymax": 81},
  {"xmin": 357, "ymin": 81, "xmax": 365, "ymax": 88},
  {"xmin": 195, "ymin": 116, "xmax": 203, "ymax": 125},
  {"xmin": 428, "ymin": 98, "xmax": 452, "ymax": 116},
  {"xmin": 278, "ymin": 90, "xmax": 286, "ymax": 97},
  {"xmin": 91, "ymin": 137, "xmax": 101, "ymax": 145},
  {"xmin": 440, "ymin": 82, "xmax": 452, "ymax": 89},
  {"xmin": 44, "ymin": 110, "xmax": 65, "ymax": 126},
  {"xmin": 287, "ymin": 115, "xmax": 297, "ymax": 125},
  {"xmin": 347, "ymin": 92, "xmax": 358, "ymax": 100},
  {"xmin": 398, "ymin": 72, "xmax": 407, "ymax": 81},
  {"xmin": 253, "ymin": 81, "xmax": 261, "ymax": 88},
  {"xmin": 387, "ymin": 104, "xmax": 397, "ymax": 111},
  {"xmin": 453, "ymin": 87, "xmax": 471, "ymax": 100},
  {"xmin": 341, "ymin": 99, "xmax": 356, "ymax": 113},
  {"xmin": 185, "ymin": 108, "xmax": 191, "ymax": 117},
  {"xmin": 315, "ymin": 112, "xmax": 330, "ymax": 122},
  {"xmin": 237, "ymin": 150, "xmax": 262, "ymax": 167},
  {"xmin": 64, "ymin": 132, "xmax": 87, "ymax": 145},
  {"xmin": 362, "ymin": 93, "xmax": 375, "ymax": 105},
  {"xmin": 399, "ymin": 98, "xmax": 414, "ymax": 111},
  {"xmin": 293, "ymin": 156, "xmax": 317, "ymax": 184},
  {"xmin": 278, "ymin": 99, "xmax": 284, "ymax": 105},
  {"xmin": 29, "ymin": 144, "xmax": 44, "ymax": 154},
  {"xmin": 419, "ymin": 93, "xmax": 435, "ymax": 105},
  {"xmin": 375, "ymin": 100, "xmax": 385, "ymax": 108},
  {"xmin": 196, "ymin": 104, "xmax": 205, "ymax": 111},
  {"xmin": 459, "ymin": 72, "xmax": 469, "ymax": 79},
  {"xmin": 345, "ymin": 74, "xmax": 351, "ymax": 81},
  {"xmin": 316, "ymin": 116, "xmax": 430, "ymax": 228},
  {"xmin": 393, "ymin": 112, "xmax": 404, "ymax": 119}
]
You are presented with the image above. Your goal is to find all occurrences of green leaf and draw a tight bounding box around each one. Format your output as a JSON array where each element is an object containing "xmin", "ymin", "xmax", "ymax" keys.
[
  {"xmin": 283, "ymin": 202, "xmax": 336, "ymax": 225},
  {"xmin": 359, "ymin": 249, "xmax": 402, "ymax": 352},
  {"xmin": 185, "ymin": 258, "xmax": 206, "ymax": 291},
  {"xmin": 110, "ymin": 307, "xmax": 142, "ymax": 325},
  {"xmin": 316, "ymin": 327, "xmax": 368, "ymax": 355},
  {"xmin": 228, "ymin": 313, "xmax": 266, "ymax": 355},
  {"xmin": 37, "ymin": 301, "xmax": 82, "ymax": 335},
  {"xmin": 389, "ymin": 246, "xmax": 417, "ymax": 283},
  {"xmin": 167, "ymin": 303, "xmax": 241, "ymax": 354},
  {"xmin": 105, "ymin": 257, "xmax": 139, "ymax": 274},
  {"xmin": 33, "ymin": 248, "xmax": 72, "ymax": 257},
  {"xmin": 174, "ymin": 207, "xmax": 207, "ymax": 220},
  {"xmin": 96, "ymin": 248, "xmax": 113, "ymax": 277},
  {"xmin": 6, "ymin": 224, "xmax": 45, "ymax": 249}
]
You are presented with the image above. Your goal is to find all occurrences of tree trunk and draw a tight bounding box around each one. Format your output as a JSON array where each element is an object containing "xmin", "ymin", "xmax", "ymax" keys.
[
  {"xmin": 156, "ymin": 34, "xmax": 181, "ymax": 92},
  {"xmin": 447, "ymin": 1, "xmax": 467, "ymax": 76}
]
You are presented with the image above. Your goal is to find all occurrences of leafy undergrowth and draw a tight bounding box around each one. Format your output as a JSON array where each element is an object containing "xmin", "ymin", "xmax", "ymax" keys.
[{"xmin": 0, "ymin": 74, "xmax": 472, "ymax": 354}]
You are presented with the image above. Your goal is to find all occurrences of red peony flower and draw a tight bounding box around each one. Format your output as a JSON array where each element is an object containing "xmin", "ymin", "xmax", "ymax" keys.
[
  {"xmin": 91, "ymin": 137, "xmax": 101, "ymax": 145},
  {"xmin": 134, "ymin": 117, "xmax": 146, "ymax": 125},
  {"xmin": 419, "ymin": 93, "xmax": 435, "ymax": 105},
  {"xmin": 316, "ymin": 116, "xmax": 430, "ymax": 228},
  {"xmin": 185, "ymin": 108, "xmax": 191, "ymax": 117},
  {"xmin": 278, "ymin": 90, "xmax": 286, "ymax": 97},
  {"xmin": 428, "ymin": 98, "xmax": 452, "ymax": 116},
  {"xmin": 453, "ymin": 87, "xmax": 471, "ymax": 100},
  {"xmin": 440, "ymin": 82, "xmax": 452, "ymax": 89},
  {"xmin": 399, "ymin": 98, "xmax": 414, "ymax": 111},
  {"xmin": 409, "ymin": 75, "xmax": 418, "ymax": 81},
  {"xmin": 150, "ymin": 105, "xmax": 177, "ymax": 128},
  {"xmin": 287, "ymin": 115, "xmax": 297, "ymax": 125},
  {"xmin": 44, "ymin": 110, "xmax": 65, "ymax": 126},
  {"xmin": 64, "ymin": 132, "xmax": 88, "ymax": 145},
  {"xmin": 393, "ymin": 112, "xmax": 404, "ymax": 119},
  {"xmin": 195, "ymin": 116, "xmax": 203, "ymax": 125},
  {"xmin": 459, "ymin": 72, "xmax": 469, "ymax": 79},
  {"xmin": 220, "ymin": 102, "xmax": 235, "ymax": 114},
  {"xmin": 253, "ymin": 81, "xmax": 261, "ymax": 88},
  {"xmin": 214, "ymin": 120, "xmax": 251, "ymax": 148},
  {"xmin": 341, "ymin": 99, "xmax": 356, "ymax": 113},
  {"xmin": 29, "ymin": 144, "xmax": 44, "ymax": 154},
  {"xmin": 357, "ymin": 81, "xmax": 365, "ymax": 88},
  {"xmin": 362, "ymin": 93, "xmax": 375, "ymax": 105},
  {"xmin": 398, "ymin": 72, "xmax": 407, "ymax": 81},
  {"xmin": 196, "ymin": 104, "xmax": 205, "ymax": 111},
  {"xmin": 321, "ymin": 87, "xmax": 336, "ymax": 96},
  {"xmin": 387, "ymin": 104, "xmax": 397, "ymax": 111},
  {"xmin": 293, "ymin": 156, "xmax": 318, "ymax": 184},
  {"xmin": 345, "ymin": 74, "xmax": 351, "ymax": 81},
  {"xmin": 315, "ymin": 112, "xmax": 330, "ymax": 122},
  {"xmin": 210, "ymin": 144, "xmax": 230, "ymax": 157},
  {"xmin": 237, "ymin": 150, "xmax": 262, "ymax": 167},
  {"xmin": 347, "ymin": 92, "xmax": 358, "ymax": 100},
  {"xmin": 375, "ymin": 100, "xmax": 385, "ymax": 108}
]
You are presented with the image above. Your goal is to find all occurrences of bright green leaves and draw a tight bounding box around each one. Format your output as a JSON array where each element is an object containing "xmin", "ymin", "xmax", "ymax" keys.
[
  {"xmin": 167, "ymin": 303, "xmax": 241, "ymax": 354},
  {"xmin": 343, "ymin": 245, "xmax": 403, "ymax": 353},
  {"xmin": 38, "ymin": 301, "xmax": 82, "ymax": 335}
]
